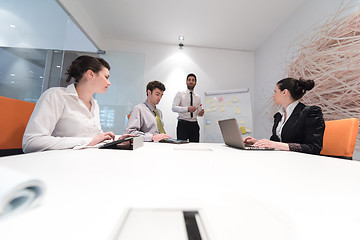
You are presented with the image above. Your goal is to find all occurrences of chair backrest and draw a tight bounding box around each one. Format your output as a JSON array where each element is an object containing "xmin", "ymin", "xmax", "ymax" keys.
[
  {"xmin": 0, "ymin": 96, "xmax": 36, "ymax": 153},
  {"xmin": 320, "ymin": 118, "xmax": 359, "ymax": 159}
]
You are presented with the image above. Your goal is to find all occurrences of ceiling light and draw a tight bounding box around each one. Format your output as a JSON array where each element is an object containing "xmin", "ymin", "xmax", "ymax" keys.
[
  {"xmin": 10, "ymin": 25, "xmax": 16, "ymax": 28},
  {"xmin": 178, "ymin": 36, "xmax": 184, "ymax": 41}
]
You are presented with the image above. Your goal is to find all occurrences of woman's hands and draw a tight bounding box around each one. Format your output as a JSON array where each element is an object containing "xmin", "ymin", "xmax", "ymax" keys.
[
  {"xmin": 88, "ymin": 131, "xmax": 115, "ymax": 146},
  {"xmin": 243, "ymin": 136, "xmax": 258, "ymax": 145},
  {"xmin": 116, "ymin": 134, "xmax": 135, "ymax": 147},
  {"xmin": 253, "ymin": 139, "xmax": 289, "ymax": 150},
  {"xmin": 117, "ymin": 134, "xmax": 134, "ymax": 140},
  {"xmin": 243, "ymin": 136, "xmax": 289, "ymax": 150}
]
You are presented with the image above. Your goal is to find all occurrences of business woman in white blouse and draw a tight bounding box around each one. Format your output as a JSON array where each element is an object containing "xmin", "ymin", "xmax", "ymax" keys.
[{"xmin": 23, "ymin": 55, "xmax": 128, "ymax": 153}]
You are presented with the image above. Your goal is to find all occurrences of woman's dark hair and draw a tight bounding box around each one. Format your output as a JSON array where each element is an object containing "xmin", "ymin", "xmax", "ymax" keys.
[
  {"xmin": 277, "ymin": 77, "xmax": 315, "ymax": 100},
  {"xmin": 65, "ymin": 55, "xmax": 110, "ymax": 83},
  {"xmin": 146, "ymin": 80, "xmax": 166, "ymax": 95}
]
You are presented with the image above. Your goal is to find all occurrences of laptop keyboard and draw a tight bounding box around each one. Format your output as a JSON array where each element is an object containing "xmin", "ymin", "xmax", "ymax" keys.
[{"xmin": 245, "ymin": 146, "xmax": 274, "ymax": 150}]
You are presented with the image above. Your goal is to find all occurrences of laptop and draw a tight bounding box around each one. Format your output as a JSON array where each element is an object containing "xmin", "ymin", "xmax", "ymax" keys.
[{"xmin": 218, "ymin": 118, "xmax": 274, "ymax": 150}]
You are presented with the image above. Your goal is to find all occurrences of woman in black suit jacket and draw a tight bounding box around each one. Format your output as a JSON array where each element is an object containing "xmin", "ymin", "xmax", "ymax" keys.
[{"xmin": 244, "ymin": 77, "xmax": 325, "ymax": 155}]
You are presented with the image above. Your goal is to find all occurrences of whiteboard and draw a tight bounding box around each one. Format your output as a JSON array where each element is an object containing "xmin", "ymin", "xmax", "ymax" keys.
[{"xmin": 203, "ymin": 89, "xmax": 253, "ymax": 143}]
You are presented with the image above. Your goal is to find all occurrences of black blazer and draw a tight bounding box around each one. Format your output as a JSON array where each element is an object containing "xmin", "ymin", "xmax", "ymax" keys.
[{"xmin": 270, "ymin": 102, "xmax": 325, "ymax": 155}]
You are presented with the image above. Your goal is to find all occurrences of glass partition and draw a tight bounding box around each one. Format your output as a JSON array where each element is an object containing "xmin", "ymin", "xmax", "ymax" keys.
[
  {"xmin": 0, "ymin": 0, "xmax": 98, "ymax": 102},
  {"xmin": 0, "ymin": 47, "xmax": 47, "ymax": 102},
  {"xmin": 97, "ymin": 52, "xmax": 145, "ymax": 134},
  {"xmin": 0, "ymin": 0, "xmax": 97, "ymax": 51},
  {"xmin": 0, "ymin": 0, "xmax": 145, "ymax": 135}
]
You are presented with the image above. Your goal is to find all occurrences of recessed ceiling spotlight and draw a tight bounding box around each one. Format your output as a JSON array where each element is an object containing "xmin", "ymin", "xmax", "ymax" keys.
[
  {"xmin": 10, "ymin": 25, "xmax": 16, "ymax": 28},
  {"xmin": 178, "ymin": 36, "xmax": 184, "ymax": 41}
]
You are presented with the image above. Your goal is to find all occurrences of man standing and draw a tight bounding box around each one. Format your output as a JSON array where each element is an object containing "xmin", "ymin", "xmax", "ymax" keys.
[
  {"xmin": 126, "ymin": 81, "xmax": 172, "ymax": 142},
  {"xmin": 172, "ymin": 73, "xmax": 205, "ymax": 142}
]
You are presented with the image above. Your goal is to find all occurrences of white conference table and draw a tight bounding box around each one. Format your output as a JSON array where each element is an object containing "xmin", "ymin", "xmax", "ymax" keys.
[{"xmin": 0, "ymin": 142, "xmax": 360, "ymax": 240}]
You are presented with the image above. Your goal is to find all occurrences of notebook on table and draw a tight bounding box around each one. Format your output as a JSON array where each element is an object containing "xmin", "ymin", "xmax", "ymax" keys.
[
  {"xmin": 99, "ymin": 136, "xmax": 143, "ymax": 150},
  {"xmin": 218, "ymin": 118, "xmax": 274, "ymax": 150},
  {"xmin": 159, "ymin": 138, "xmax": 189, "ymax": 144}
]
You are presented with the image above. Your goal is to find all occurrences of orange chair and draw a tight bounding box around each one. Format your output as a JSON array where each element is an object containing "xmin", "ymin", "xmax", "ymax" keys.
[
  {"xmin": 0, "ymin": 96, "xmax": 36, "ymax": 156},
  {"xmin": 320, "ymin": 118, "xmax": 359, "ymax": 160}
]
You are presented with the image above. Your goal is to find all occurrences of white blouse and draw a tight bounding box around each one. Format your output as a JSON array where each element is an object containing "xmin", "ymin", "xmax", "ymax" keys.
[
  {"xmin": 275, "ymin": 100, "xmax": 299, "ymax": 141},
  {"xmin": 22, "ymin": 84, "xmax": 102, "ymax": 153}
]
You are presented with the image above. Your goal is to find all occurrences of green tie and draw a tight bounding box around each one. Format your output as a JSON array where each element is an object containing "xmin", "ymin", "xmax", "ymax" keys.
[{"xmin": 153, "ymin": 109, "xmax": 166, "ymax": 134}]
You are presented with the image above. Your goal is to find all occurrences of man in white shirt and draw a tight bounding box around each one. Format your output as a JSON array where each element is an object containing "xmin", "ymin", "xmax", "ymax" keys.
[
  {"xmin": 172, "ymin": 73, "xmax": 204, "ymax": 142},
  {"xmin": 126, "ymin": 81, "xmax": 172, "ymax": 142}
]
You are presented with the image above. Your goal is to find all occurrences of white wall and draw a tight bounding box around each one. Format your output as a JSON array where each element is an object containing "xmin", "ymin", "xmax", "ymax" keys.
[
  {"xmin": 104, "ymin": 40, "xmax": 255, "ymax": 141},
  {"xmin": 254, "ymin": 0, "xmax": 360, "ymax": 139}
]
